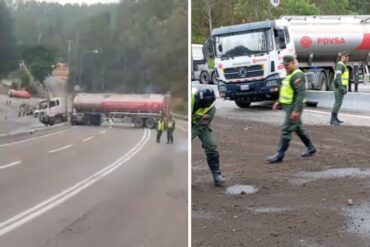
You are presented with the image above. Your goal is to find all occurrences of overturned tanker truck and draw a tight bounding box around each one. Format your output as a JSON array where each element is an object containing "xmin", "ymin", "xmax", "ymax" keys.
[
  {"xmin": 205, "ymin": 15, "xmax": 370, "ymax": 108},
  {"xmin": 71, "ymin": 93, "xmax": 171, "ymax": 128}
]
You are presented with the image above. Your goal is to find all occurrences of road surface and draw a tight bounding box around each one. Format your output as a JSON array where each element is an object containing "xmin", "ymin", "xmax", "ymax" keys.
[
  {"xmin": 192, "ymin": 98, "xmax": 370, "ymax": 246},
  {"xmin": 0, "ymin": 122, "xmax": 188, "ymax": 247}
]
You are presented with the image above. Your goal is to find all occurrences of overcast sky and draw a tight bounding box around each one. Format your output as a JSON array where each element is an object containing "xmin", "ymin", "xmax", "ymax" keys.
[{"xmin": 35, "ymin": 0, "xmax": 119, "ymax": 5}]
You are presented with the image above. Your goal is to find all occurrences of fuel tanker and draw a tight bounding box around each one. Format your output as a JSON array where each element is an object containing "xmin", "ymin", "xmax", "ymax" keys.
[
  {"xmin": 71, "ymin": 93, "xmax": 171, "ymax": 128},
  {"xmin": 204, "ymin": 15, "xmax": 370, "ymax": 108}
]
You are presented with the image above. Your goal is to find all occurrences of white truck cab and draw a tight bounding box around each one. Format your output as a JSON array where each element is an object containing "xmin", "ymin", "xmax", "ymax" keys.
[{"xmin": 38, "ymin": 97, "xmax": 67, "ymax": 125}]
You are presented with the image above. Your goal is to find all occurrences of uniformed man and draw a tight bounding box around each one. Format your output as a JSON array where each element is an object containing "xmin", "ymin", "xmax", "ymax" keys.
[
  {"xmin": 156, "ymin": 116, "xmax": 165, "ymax": 143},
  {"xmin": 166, "ymin": 115, "xmax": 175, "ymax": 144},
  {"xmin": 267, "ymin": 55, "xmax": 316, "ymax": 164},
  {"xmin": 192, "ymin": 87, "xmax": 226, "ymax": 186},
  {"xmin": 330, "ymin": 51, "xmax": 350, "ymax": 125}
]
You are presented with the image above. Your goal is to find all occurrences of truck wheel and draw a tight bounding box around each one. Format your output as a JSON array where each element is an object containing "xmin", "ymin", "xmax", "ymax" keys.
[
  {"xmin": 199, "ymin": 71, "xmax": 210, "ymax": 84},
  {"xmin": 211, "ymin": 71, "xmax": 219, "ymax": 85},
  {"xmin": 328, "ymin": 72, "xmax": 334, "ymax": 91},
  {"xmin": 134, "ymin": 118, "xmax": 144, "ymax": 128},
  {"xmin": 319, "ymin": 72, "xmax": 328, "ymax": 91},
  {"xmin": 235, "ymin": 98, "xmax": 251, "ymax": 108},
  {"xmin": 145, "ymin": 118, "xmax": 156, "ymax": 129}
]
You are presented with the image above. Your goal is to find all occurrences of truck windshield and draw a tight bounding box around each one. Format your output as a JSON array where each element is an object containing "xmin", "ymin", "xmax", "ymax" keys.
[
  {"xmin": 39, "ymin": 101, "xmax": 48, "ymax": 109},
  {"xmin": 215, "ymin": 29, "xmax": 273, "ymax": 58}
]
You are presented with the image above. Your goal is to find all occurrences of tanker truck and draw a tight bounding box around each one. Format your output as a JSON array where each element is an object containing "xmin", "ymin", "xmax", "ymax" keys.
[
  {"xmin": 70, "ymin": 93, "xmax": 171, "ymax": 128},
  {"xmin": 204, "ymin": 15, "xmax": 370, "ymax": 108}
]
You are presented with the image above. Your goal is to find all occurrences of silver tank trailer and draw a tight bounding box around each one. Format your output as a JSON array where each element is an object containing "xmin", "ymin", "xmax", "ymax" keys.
[{"xmin": 282, "ymin": 16, "xmax": 370, "ymax": 64}]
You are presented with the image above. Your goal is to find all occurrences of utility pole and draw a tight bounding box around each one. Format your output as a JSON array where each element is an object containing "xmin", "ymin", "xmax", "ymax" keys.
[{"xmin": 66, "ymin": 40, "xmax": 73, "ymax": 121}]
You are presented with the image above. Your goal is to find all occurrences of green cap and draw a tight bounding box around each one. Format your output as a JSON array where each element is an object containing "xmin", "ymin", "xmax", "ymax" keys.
[
  {"xmin": 283, "ymin": 55, "xmax": 295, "ymax": 65},
  {"xmin": 341, "ymin": 51, "xmax": 350, "ymax": 57}
]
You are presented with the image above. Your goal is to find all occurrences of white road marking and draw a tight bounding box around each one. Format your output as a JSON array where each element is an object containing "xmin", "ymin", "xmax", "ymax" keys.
[
  {"xmin": 99, "ymin": 130, "xmax": 107, "ymax": 135},
  {"xmin": 83, "ymin": 136, "xmax": 94, "ymax": 142},
  {"xmin": 0, "ymin": 161, "xmax": 21, "ymax": 170},
  {"xmin": 0, "ymin": 129, "xmax": 150, "ymax": 237},
  {"xmin": 0, "ymin": 130, "xmax": 66, "ymax": 148},
  {"xmin": 48, "ymin": 144, "xmax": 73, "ymax": 154},
  {"xmin": 305, "ymin": 109, "xmax": 370, "ymax": 120}
]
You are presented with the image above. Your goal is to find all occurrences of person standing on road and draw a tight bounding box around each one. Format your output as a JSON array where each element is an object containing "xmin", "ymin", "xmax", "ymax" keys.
[
  {"xmin": 166, "ymin": 115, "xmax": 175, "ymax": 144},
  {"xmin": 192, "ymin": 87, "xmax": 226, "ymax": 186},
  {"xmin": 156, "ymin": 116, "xmax": 165, "ymax": 143},
  {"xmin": 267, "ymin": 55, "xmax": 316, "ymax": 164},
  {"xmin": 330, "ymin": 51, "xmax": 350, "ymax": 125}
]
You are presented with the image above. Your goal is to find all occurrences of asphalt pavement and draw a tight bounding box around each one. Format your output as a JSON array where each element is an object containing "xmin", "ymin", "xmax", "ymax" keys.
[{"xmin": 0, "ymin": 122, "xmax": 188, "ymax": 247}]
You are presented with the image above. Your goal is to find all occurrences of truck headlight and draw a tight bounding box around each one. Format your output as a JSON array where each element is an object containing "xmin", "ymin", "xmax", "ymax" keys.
[
  {"xmin": 266, "ymin": 80, "xmax": 278, "ymax": 87},
  {"xmin": 218, "ymin": 85, "xmax": 227, "ymax": 92}
]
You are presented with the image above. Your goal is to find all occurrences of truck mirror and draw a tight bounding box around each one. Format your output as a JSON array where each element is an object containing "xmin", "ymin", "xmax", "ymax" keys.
[
  {"xmin": 277, "ymin": 29, "xmax": 287, "ymax": 50},
  {"xmin": 218, "ymin": 44, "xmax": 223, "ymax": 52},
  {"xmin": 203, "ymin": 39, "xmax": 215, "ymax": 59}
]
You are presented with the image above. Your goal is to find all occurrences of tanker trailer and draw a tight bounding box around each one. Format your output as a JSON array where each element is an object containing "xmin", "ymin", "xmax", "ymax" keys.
[
  {"xmin": 283, "ymin": 15, "xmax": 370, "ymax": 90},
  {"xmin": 71, "ymin": 93, "xmax": 171, "ymax": 128},
  {"xmin": 206, "ymin": 15, "xmax": 370, "ymax": 108}
]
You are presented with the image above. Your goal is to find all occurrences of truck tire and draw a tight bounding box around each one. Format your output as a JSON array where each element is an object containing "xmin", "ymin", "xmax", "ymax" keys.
[
  {"xmin": 319, "ymin": 72, "xmax": 328, "ymax": 91},
  {"xmin": 145, "ymin": 118, "xmax": 156, "ymax": 129},
  {"xmin": 211, "ymin": 71, "xmax": 219, "ymax": 85},
  {"xmin": 235, "ymin": 98, "xmax": 251, "ymax": 108},
  {"xmin": 133, "ymin": 118, "xmax": 144, "ymax": 128},
  {"xmin": 328, "ymin": 72, "xmax": 334, "ymax": 91},
  {"xmin": 93, "ymin": 115, "xmax": 102, "ymax": 126},
  {"xmin": 199, "ymin": 71, "xmax": 210, "ymax": 84}
]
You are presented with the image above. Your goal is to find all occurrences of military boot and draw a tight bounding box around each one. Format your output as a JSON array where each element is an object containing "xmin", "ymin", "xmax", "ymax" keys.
[
  {"xmin": 267, "ymin": 137, "xmax": 290, "ymax": 164},
  {"xmin": 335, "ymin": 113, "xmax": 344, "ymax": 123},
  {"xmin": 330, "ymin": 112, "xmax": 340, "ymax": 125},
  {"xmin": 298, "ymin": 134, "xmax": 317, "ymax": 157},
  {"xmin": 207, "ymin": 154, "xmax": 226, "ymax": 186}
]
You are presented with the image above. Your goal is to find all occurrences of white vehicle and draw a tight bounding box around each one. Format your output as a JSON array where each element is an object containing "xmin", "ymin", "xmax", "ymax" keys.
[
  {"xmin": 38, "ymin": 97, "xmax": 68, "ymax": 125},
  {"xmin": 204, "ymin": 15, "xmax": 370, "ymax": 108},
  {"xmin": 192, "ymin": 44, "xmax": 217, "ymax": 84}
]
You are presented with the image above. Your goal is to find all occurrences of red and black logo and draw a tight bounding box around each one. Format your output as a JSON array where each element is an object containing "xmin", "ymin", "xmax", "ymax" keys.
[{"xmin": 300, "ymin": 36, "xmax": 312, "ymax": 48}]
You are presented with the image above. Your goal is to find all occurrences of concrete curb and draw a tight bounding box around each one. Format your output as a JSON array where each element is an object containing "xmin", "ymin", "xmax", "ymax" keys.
[
  {"xmin": 0, "ymin": 122, "xmax": 68, "ymax": 140},
  {"xmin": 172, "ymin": 113, "xmax": 188, "ymax": 121},
  {"xmin": 306, "ymin": 91, "xmax": 370, "ymax": 113}
]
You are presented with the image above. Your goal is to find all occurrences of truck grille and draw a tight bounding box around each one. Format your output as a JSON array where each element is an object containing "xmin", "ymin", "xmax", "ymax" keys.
[{"xmin": 224, "ymin": 65, "xmax": 263, "ymax": 80}]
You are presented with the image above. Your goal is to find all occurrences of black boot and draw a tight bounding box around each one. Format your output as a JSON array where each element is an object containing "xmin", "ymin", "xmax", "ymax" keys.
[
  {"xmin": 267, "ymin": 138, "xmax": 290, "ymax": 164},
  {"xmin": 207, "ymin": 154, "xmax": 226, "ymax": 186},
  {"xmin": 336, "ymin": 114, "xmax": 344, "ymax": 123},
  {"xmin": 330, "ymin": 112, "xmax": 340, "ymax": 125},
  {"xmin": 298, "ymin": 134, "xmax": 316, "ymax": 157}
]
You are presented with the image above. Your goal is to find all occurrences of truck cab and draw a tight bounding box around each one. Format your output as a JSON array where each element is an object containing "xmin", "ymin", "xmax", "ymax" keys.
[
  {"xmin": 38, "ymin": 97, "xmax": 67, "ymax": 125},
  {"xmin": 192, "ymin": 44, "xmax": 218, "ymax": 84},
  {"xmin": 206, "ymin": 19, "xmax": 295, "ymax": 108}
]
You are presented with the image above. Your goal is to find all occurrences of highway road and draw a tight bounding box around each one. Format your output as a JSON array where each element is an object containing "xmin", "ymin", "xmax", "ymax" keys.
[{"xmin": 0, "ymin": 122, "xmax": 188, "ymax": 247}]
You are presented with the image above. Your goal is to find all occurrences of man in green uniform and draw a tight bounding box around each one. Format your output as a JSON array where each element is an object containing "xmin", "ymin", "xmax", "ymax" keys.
[
  {"xmin": 267, "ymin": 55, "xmax": 316, "ymax": 164},
  {"xmin": 192, "ymin": 86, "xmax": 226, "ymax": 186},
  {"xmin": 166, "ymin": 115, "xmax": 175, "ymax": 144},
  {"xmin": 156, "ymin": 116, "xmax": 165, "ymax": 143},
  {"xmin": 330, "ymin": 51, "xmax": 350, "ymax": 125}
]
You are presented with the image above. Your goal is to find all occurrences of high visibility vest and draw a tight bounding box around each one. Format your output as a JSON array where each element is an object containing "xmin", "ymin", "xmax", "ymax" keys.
[
  {"xmin": 167, "ymin": 120, "xmax": 174, "ymax": 128},
  {"xmin": 279, "ymin": 69, "xmax": 306, "ymax": 105},
  {"xmin": 191, "ymin": 91, "xmax": 215, "ymax": 124},
  {"xmin": 334, "ymin": 61, "xmax": 349, "ymax": 86},
  {"xmin": 157, "ymin": 120, "xmax": 165, "ymax": 131}
]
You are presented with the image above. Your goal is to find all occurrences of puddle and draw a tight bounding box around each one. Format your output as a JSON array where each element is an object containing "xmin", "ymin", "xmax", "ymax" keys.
[
  {"xmin": 226, "ymin": 184, "xmax": 258, "ymax": 195},
  {"xmin": 253, "ymin": 207, "xmax": 291, "ymax": 213},
  {"xmin": 192, "ymin": 210, "xmax": 218, "ymax": 220},
  {"xmin": 344, "ymin": 201, "xmax": 370, "ymax": 238},
  {"xmin": 292, "ymin": 168, "xmax": 370, "ymax": 184}
]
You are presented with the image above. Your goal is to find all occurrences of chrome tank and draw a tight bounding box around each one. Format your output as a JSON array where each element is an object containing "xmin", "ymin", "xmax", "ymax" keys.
[{"xmin": 281, "ymin": 16, "xmax": 370, "ymax": 63}]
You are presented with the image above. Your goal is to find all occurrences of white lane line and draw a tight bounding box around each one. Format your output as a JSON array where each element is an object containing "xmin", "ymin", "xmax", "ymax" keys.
[
  {"xmin": 82, "ymin": 136, "xmax": 94, "ymax": 142},
  {"xmin": 0, "ymin": 161, "xmax": 22, "ymax": 170},
  {"xmin": 99, "ymin": 130, "xmax": 107, "ymax": 135},
  {"xmin": 305, "ymin": 109, "xmax": 370, "ymax": 120},
  {"xmin": 0, "ymin": 130, "xmax": 66, "ymax": 148},
  {"xmin": 0, "ymin": 128, "xmax": 150, "ymax": 237},
  {"xmin": 48, "ymin": 144, "xmax": 73, "ymax": 154}
]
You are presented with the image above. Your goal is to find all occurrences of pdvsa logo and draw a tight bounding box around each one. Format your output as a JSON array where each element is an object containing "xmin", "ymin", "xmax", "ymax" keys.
[{"xmin": 300, "ymin": 36, "xmax": 312, "ymax": 48}]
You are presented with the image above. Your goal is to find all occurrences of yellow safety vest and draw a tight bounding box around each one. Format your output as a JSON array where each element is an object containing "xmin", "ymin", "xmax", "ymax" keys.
[
  {"xmin": 279, "ymin": 69, "xmax": 306, "ymax": 105},
  {"xmin": 334, "ymin": 61, "xmax": 349, "ymax": 86},
  {"xmin": 191, "ymin": 90, "xmax": 215, "ymax": 124},
  {"xmin": 157, "ymin": 120, "xmax": 165, "ymax": 131}
]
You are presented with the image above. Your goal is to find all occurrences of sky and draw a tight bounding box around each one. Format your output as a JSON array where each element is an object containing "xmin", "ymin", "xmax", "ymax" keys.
[{"xmin": 34, "ymin": 0, "xmax": 119, "ymax": 5}]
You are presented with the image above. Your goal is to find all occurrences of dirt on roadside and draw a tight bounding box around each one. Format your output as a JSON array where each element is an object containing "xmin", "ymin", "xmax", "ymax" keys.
[{"xmin": 192, "ymin": 116, "xmax": 370, "ymax": 247}]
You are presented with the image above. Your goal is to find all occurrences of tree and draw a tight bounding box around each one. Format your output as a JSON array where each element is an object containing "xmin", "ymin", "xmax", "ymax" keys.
[{"xmin": 0, "ymin": 0, "xmax": 17, "ymax": 78}]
